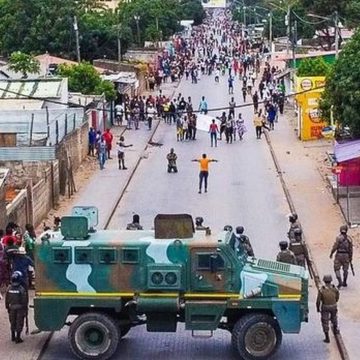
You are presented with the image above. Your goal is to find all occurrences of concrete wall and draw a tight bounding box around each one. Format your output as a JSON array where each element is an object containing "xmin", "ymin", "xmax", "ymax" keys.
[
  {"xmin": 56, "ymin": 121, "xmax": 89, "ymax": 195},
  {"xmin": 0, "ymin": 183, "xmax": 6, "ymax": 229}
]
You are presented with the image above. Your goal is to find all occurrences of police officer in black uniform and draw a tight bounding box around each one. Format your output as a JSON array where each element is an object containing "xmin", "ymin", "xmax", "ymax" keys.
[
  {"xmin": 234, "ymin": 226, "xmax": 254, "ymax": 257},
  {"xmin": 5, "ymin": 271, "xmax": 28, "ymax": 343}
]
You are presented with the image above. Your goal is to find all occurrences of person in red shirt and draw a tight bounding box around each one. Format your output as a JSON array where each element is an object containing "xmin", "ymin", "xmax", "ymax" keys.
[
  {"xmin": 2, "ymin": 227, "xmax": 16, "ymax": 247},
  {"xmin": 208, "ymin": 119, "xmax": 219, "ymax": 147},
  {"xmin": 102, "ymin": 129, "xmax": 113, "ymax": 160}
]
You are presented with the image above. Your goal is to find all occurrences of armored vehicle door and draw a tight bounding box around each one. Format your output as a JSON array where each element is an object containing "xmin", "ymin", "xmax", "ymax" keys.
[{"xmin": 190, "ymin": 248, "xmax": 231, "ymax": 292}]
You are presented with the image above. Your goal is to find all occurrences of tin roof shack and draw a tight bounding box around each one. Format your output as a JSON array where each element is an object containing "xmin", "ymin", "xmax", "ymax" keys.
[
  {"xmin": 0, "ymin": 168, "xmax": 9, "ymax": 229},
  {"xmin": 334, "ymin": 140, "xmax": 360, "ymax": 187}
]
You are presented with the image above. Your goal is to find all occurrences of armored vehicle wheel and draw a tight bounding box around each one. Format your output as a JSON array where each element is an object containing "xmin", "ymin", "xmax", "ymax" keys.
[
  {"xmin": 69, "ymin": 312, "xmax": 120, "ymax": 360},
  {"xmin": 231, "ymin": 314, "xmax": 282, "ymax": 360}
]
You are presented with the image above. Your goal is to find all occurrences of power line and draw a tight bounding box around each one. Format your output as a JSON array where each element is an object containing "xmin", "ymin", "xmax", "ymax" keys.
[
  {"xmin": 0, "ymin": 83, "xmax": 326, "ymax": 117},
  {"xmin": 292, "ymin": 11, "xmax": 328, "ymax": 26}
]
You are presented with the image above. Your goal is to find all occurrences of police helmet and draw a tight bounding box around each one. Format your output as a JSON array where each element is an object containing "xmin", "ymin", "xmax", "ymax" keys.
[
  {"xmin": 323, "ymin": 274, "xmax": 332, "ymax": 283},
  {"xmin": 289, "ymin": 213, "xmax": 297, "ymax": 222},
  {"xmin": 195, "ymin": 217, "xmax": 204, "ymax": 226},
  {"xmin": 11, "ymin": 271, "xmax": 22, "ymax": 282},
  {"xmin": 223, "ymin": 225, "xmax": 233, "ymax": 232},
  {"xmin": 340, "ymin": 225, "xmax": 348, "ymax": 234},
  {"xmin": 279, "ymin": 240, "xmax": 288, "ymax": 249},
  {"xmin": 294, "ymin": 227, "xmax": 302, "ymax": 236},
  {"xmin": 236, "ymin": 226, "xmax": 244, "ymax": 235}
]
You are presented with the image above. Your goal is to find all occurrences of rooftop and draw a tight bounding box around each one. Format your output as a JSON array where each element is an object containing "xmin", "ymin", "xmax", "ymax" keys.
[{"xmin": 0, "ymin": 78, "xmax": 64, "ymax": 99}]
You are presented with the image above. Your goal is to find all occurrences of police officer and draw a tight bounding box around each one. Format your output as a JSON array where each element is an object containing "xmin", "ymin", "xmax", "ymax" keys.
[
  {"xmin": 330, "ymin": 225, "xmax": 353, "ymax": 288},
  {"xmin": 287, "ymin": 213, "xmax": 302, "ymax": 241},
  {"xmin": 195, "ymin": 217, "xmax": 206, "ymax": 230},
  {"xmin": 126, "ymin": 214, "xmax": 143, "ymax": 230},
  {"xmin": 316, "ymin": 274, "xmax": 340, "ymax": 343},
  {"xmin": 166, "ymin": 148, "xmax": 178, "ymax": 173},
  {"xmin": 289, "ymin": 228, "xmax": 307, "ymax": 267},
  {"xmin": 276, "ymin": 241, "xmax": 297, "ymax": 265},
  {"xmin": 234, "ymin": 226, "xmax": 254, "ymax": 257},
  {"xmin": 5, "ymin": 271, "xmax": 28, "ymax": 343}
]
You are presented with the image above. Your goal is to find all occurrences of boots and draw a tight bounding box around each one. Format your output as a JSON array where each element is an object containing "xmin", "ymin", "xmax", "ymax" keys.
[
  {"xmin": 333, "ymin": 327, "xmax": 340, "ymax": 335},
  {"xmin": 323, "ymin": 332, "xmax": 330, "ymax": 343},
  {"xmin": 15, "ymin": 331, "xmax": 23, "ymax": 344},
  {"xmin": 336, "ymin": 276, "xmax": 342, "ymax": 289},
  {"xmin": 11, "ymin": 331, "xmax": 16, "ymax": 342},
  {"xmin": 342, "ymin": 274, "xmax": 348, "ymax": 287}
]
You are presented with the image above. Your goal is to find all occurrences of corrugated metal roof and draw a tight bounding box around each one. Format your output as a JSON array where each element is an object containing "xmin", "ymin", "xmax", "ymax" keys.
[
  {"xmin": 334, "ymin": 140, "xmax": 360, "ymax": 163},
  {"xmin": 0, "ymin": 79, "xmax": 63, "ymax": 99},
  {"xmin": 0, "ymin": 146, "xmax": 56, "ymax": 161}
]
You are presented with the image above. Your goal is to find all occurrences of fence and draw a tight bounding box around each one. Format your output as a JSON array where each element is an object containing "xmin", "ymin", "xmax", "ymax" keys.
[
  {"xmin": 338, "ymin": 187, "xmax": 360, "ymax": 225},
  {"xmin": 0, "ymin": 107, "xmax": 85, "ymax": 146}
]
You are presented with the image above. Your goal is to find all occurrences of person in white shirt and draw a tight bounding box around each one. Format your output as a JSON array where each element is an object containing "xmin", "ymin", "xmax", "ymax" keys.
[{"xmin": 146, "ymin": 103, "xmax": 157, "ymax": 130}]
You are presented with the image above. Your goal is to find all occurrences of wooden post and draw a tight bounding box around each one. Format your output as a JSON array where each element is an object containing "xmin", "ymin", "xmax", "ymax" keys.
[
  {"xmin": 29, "ymin": 113, "xmax": 34, "ymax": 146},
  {"xmin": 26, "ymin": 179, "xmax": 34, "ymax": 225},
  {"xmin": 65, "ymin": 114, "xmax": 68, "ymax": 136},
  {"xmin": 46, "ymin": 106, "xmax": 50, "ymax": 140},
  {"xmin": 56, "ymin": 120, "xmax": 59, "ymax": 144},
  {"xmin": 73, "ymin": 114, "xmax": 76, "ymax": 131}
]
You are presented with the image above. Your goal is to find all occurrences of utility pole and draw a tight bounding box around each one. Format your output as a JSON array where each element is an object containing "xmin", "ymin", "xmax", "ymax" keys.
[
  {"xmin": 117, "ymin": 24, "xmax": 122, "ymax": 64},
  {"xmin": 286, "ymin": 5, "xmax": 291, "ymax": 56},
  {"xmin": 292, "ymin": 20, "xmax": 297, "ymax": 69},
  {"xmin": 156, "ymin": 16, "xmax": 159, "ymax": 48},
  {"xmin": 73, "ymin": 16, "xmax": 81, "ymax": 63},
  {"xmin": 269, "ymin": 11, "xmax": 273, "ymax": 54},
  {"xmin": 334, "ymin": 11, "xmax": 339, "ymax": 58}
]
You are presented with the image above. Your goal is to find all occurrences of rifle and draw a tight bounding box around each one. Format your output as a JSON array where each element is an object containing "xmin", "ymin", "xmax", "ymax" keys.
[
  {"xmin": 350, "ymin": 262, "xmax": 355, "ymax": 276},
  {"xmin": 25, "ymin": 311, "xmax": 29, "ymax": 335}
]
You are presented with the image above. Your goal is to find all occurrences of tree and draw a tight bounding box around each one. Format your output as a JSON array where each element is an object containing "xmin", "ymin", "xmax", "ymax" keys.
[
  {"xmin": 57, "ymin": 62, "xmax": 116, "ymax": 101},
  {"xmin": 320, "ymin": 29, "xmax": 360, "ymax": 137},
  {"xmin": 296, "ymin": 57, "xmax": 331, "ymax": 77},
  {"xmin": 8, "ymin": 51, "xmax": 40, "ymax": 78}
]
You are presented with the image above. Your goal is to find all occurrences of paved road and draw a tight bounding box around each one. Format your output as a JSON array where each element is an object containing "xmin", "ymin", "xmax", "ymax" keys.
[{"xmin": 41, "ymin": 71, "xmax": 340, "ymax": 359}]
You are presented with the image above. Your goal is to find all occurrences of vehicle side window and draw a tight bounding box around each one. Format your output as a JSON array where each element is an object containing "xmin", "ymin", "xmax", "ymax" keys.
[
  {"xmin": 122, "ymin": 248, "xmax": 140, "ymax": 264},
  {"xmin": 197, "ymin": 253, "xmax": 225, "ymax": 270},
  {"xmin": 53, "ymin": 247, "xmax": 72, "ymax": 264},
  {"xmin": 99, "ymin": 247, "xmax": 117, "ymax": 264},
  {"xmin": 75, "ymin": 247, "xmax": 93, "ymax": 264}
]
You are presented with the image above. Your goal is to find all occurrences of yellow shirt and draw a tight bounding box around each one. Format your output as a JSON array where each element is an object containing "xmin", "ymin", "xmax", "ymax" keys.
[
  {"xmin": 199, "ymin": 158, "xmax": 211, "ymax": 172},
  {"xmin": 253, "ymin": 115, "xmax": 263, "ymax": 127}
]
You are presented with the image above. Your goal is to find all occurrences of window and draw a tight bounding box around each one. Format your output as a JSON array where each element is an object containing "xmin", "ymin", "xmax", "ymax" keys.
[
  {"xmin": 122, "ymin": 248, "xmax": 140, "ymax": 264},
  {"xmin": 99, "ymin": 248, "xmax": 117, "ymax": 264},
  {"xmin": 197, "ymin": 253, "xmax": 225, "ymax": 270},
  {"xmin": 53, "ymin": 247, "xmax": 71, "ymax": 264},
  {"xmin": 75, "ymin": 247, "xmax": 93, "ymax": 264}
]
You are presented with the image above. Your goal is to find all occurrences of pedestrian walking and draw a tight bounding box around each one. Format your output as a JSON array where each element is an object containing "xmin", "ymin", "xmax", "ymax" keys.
[
  {"xmin": 229, "ymin": 97, "xmax": 236, "ymax": 119},
  {"xmin": 234, "ymin": 114, "xmax": 246, "ymax": 141},
  {"xmin": 166, "ymin": 148, "xmax": 178, "ymax": 173},
  {"xmin": 252, "ymin": 91, "xmax": 259, "ymax": 113},
  {"xmin": 117, "ymin": 136, "xmax": 133, "ymax": 170},
  {"xmin": 88, "ymin": 128, "xmax": 96, "ymax": 157},
  {"xmin": 98, "ymin": 136, "xmax": 107, "ymax": 170},
  {"xmin": 276, "ymin": 241, "xmax": 297, "ymax": 265},
  {"xmin": 316, "ymin": 275, "xmax": 340, "ymax": 343},
  {"xmin": 228, "ymin": 75, "xmax": 234, "ymax": 94},
  {"xmin": 330, "ymin": 225, "xmax": 353, "ymax": 288},
  {"xmin": 199, "ymin": 96, "xmax": 208, "ymax": 115},
  {"xmin": 147, "ymin": 103, "xmax": 157, "ymax": 130},
  {"xmin": 253, "ymin": 111, "xmax": 263, "ymax": 139},
  {"xmin": 191, "ymin": 154, "xmax": 218, "ymax": 194},
  {"xmin": 242, "ymin": 83, "xmax": 247, "ymax": 102},
  {"xmin": 5, "ymin": 271, "xmax": 28, "ymax": 343},
  {"xmin": 208, "ymin": 119, "xmax": 219, "ymax": 147}
]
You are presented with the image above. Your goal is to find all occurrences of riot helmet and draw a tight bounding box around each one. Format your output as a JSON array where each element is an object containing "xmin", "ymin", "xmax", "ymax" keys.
[
  {"xmin": 340, "ymin": 225, "xmax": 348, "ymax": 234},
  {"xmin": 323, "ymin": 274, "xmax": 332, "ymax": 283},
  {"xmin": 235, "ymin": 226, "xmax": 244, "ymax": 235}
]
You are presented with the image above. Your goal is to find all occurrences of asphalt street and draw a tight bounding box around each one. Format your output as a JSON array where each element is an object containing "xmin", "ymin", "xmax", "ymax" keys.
[{"xmin": 41, "ymin": 70, "xmax": 340, "ymax": 359}]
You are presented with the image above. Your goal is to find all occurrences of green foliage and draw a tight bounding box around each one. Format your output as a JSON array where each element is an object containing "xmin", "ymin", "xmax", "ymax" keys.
[
  {"xmin": 320, "ymin": 29, "xmax": 360, "ymax": 137},
  {"xmin": 57, "ymin": 62, "xmax": 116, "ymax": 101},
  {"xmin": 296, "ymin": 57, "xmax": 331, "ymax": 77},
  {"xmin": 180, "ymin": 0, "xmax": 206, "ymax": 26},
  {"xmin": 8, "ymin": 51, "xmax": 40, "ymax": 78}
]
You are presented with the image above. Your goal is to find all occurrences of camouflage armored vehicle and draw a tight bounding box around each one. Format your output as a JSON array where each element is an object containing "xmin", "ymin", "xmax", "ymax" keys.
[{"xmin": 34, "ymin": 208, "xmax": 309, "ymax": 360}]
